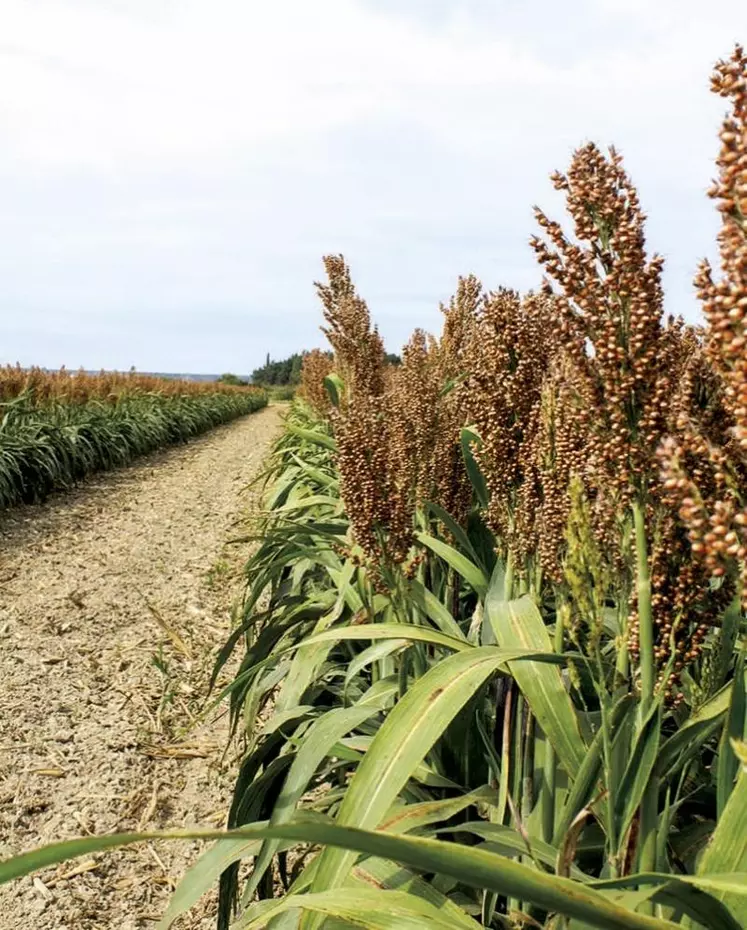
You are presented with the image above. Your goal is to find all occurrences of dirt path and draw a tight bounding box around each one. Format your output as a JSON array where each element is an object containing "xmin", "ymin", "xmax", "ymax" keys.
[{"xmin": 0, "ymin": 405, "xmax": 283, "ymax": 930}]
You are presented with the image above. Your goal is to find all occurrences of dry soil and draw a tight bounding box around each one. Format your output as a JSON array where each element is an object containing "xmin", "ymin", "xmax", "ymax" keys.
[{"xmin": 0, "ymin": 405, "xmax": 283, "ymax": 929}]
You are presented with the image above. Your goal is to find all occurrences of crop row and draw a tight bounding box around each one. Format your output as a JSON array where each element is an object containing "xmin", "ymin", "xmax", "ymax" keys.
[{"xmin": 0, "ymin": 369, "xmax": 267, "ymax": 509}]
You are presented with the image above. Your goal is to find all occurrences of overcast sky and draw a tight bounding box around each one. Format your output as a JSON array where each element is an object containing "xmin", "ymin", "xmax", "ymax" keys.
[{"xmin": 1, "ymin": 1, "xmax": 746, "ymax": 374}]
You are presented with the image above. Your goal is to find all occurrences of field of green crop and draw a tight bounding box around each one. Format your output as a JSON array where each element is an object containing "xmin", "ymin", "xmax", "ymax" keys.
[{"xmin": 0, "ymin": 367, "xmax": 267, "ymax": 509}]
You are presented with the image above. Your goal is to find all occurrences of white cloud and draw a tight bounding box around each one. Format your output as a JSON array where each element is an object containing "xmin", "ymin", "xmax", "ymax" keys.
[{"xmin": 0, "ymin": 0, "xmax": 745, "ymax": 371}]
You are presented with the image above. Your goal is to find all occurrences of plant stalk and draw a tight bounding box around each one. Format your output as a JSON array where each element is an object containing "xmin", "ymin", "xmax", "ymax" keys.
[
  {"xmin": 542, "ymin": 599, "xmax": 566, "ymax": 843},
  {"xmin": 632, "ymin": 499, "xmax": 658, "ymax": 902},
  {"xmin": 632, "ymin": 500, "xmax": 655, "ymax": 714},
  {"xmin": 504, "ymin": 549, "xmax": 515, "ymax": 602}
]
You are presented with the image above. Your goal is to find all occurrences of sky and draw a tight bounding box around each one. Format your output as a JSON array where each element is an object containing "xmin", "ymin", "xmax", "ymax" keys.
[{"xmin": 1, "ymin": 1, "xmax": 746, "ymax": 375}]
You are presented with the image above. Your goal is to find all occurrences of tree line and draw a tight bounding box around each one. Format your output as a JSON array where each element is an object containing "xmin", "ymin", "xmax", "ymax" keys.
[{"xmin": 217, "ymin": 351, "xmax": 401, "ymax": 388}]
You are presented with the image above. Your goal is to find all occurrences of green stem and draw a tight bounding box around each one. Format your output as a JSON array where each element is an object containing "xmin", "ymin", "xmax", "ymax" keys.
[
  {"xmin": 445, "ymin": 567, "xmax": 456, "ymax": 622},
  {"xmin": 541, "ymin": 730, "xmax": 557, "ymax": 846},
  {"xmin": 504, "ymin": 549, "xmax": 515, "ymax": 602},
  {"xmin": 632, "ymin": 500, "xmax": 654, "ymax": 713},
  {"xmin": 632, "ymin": 499, "xmax": 658, "ymax": 904},
  {"xmin": 638, "ymin": 782, "xmax": 659, "ymax": 878},
  {"xmin": 542, "ymin": 597, "xmax": 566, "ymax": 843},
  {"xmin": 615, "ymin": 597, "xmax": 630, "ymax": 686},
  {"xmin": 509, "ymin": 691, "xmax": 524, "ymax": 916},
  {"xmin": 498, "ymin": 683, "xmax": 514, "ymax": 826},
  {"xmin": 521, "ymin": 711, "xmax": 535, "ymax": 825}
]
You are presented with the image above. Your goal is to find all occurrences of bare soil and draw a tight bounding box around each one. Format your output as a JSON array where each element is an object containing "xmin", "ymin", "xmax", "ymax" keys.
[{"xmin": 0, "ymin": 405, "xmax": 283, "ymax": 929}]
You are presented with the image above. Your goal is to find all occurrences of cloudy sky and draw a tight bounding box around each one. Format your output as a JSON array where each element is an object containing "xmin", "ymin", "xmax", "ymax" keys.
[{"xmin": 1, "ymin": 1, "xmax": 746, "ymax": 374}]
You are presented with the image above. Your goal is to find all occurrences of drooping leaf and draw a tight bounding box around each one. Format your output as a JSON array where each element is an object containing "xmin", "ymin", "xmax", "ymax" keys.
[
  {"xmin": 0, "ymin": 822, "xmax": 680, "ymax": 930},
  {"xmin": 239, "ymin": 887, "xmax": 465, "ymax": 929}
]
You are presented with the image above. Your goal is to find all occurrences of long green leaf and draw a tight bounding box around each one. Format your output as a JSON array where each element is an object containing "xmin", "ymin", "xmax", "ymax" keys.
[
  {"xmin": 379, "ymin": 787, "xmax": 498, "ymax": 835},
  {"xmin": 460, "ymin": 427, "xmax": 489, "ymax": 508},
  {"xmin": 285, "ymin": 424, "xmax": 337, "ymax": 451},
  {"xmin": 698, "ymin": 769, "xmax": 747, "ymax": 924},
  {"xmin": 343, "ymin": 640, "xmax": 408, "ymax": 693},
  {"xmin": 553, "ymin": 694, "xmax": 635, "ymax": 846},
  {"xmin": 349, "ymin": 858, "xmax": 480, "ymax": 929},
  {"xmin": 615, "ymin": 701, "xmax": 662, "ymax": 850},
  {"xmin": 409, "ymin": 579, "xmax": 466, "ymax": 640},
  {"xmin": 244, "ymin": 703, "xmax": 384, "ymax": 901},
  {"xmin": 485, "ymin": 586, "xmax": 586, "ymax": 776},
  {"xmin": 416, "ymin": 532, "xmax": 489, "ymax": 596},
  {"xmin": 439, "ymin": 821, "xmax": 589, "ymax": 881},
  {"xmin": 424, "ymin": 500, "xmax": 482, "ymax": 568},
  {"xmin": 295, "ymin": 623, "xmax": 473, "ymax": 654},
  {"xmin": 717, "ymin": 651, "xmax": 745, "ymax": 816},
  {"xmin": 239, "ymin": 887, "xmax": 460, "ymax": 929},
  {"xmin": 0, "ymin": 822, "xmax": 679, "ymax": 930},
  {"xmin": 657, "ymin": 672, "xmax": 746, "ymax": 778},
  {"xmin": 159, "ymin": 838, "xmax": 262, "ymax": 929},
  {"xmin": 304, "ymin": 647, "xmax": 523, "ymax": 923}
]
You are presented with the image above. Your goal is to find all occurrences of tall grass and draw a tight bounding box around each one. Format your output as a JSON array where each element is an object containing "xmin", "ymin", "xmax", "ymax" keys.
[{"xmin": 0, "ymin": 367, "xmax": 267, "ymax": 509}]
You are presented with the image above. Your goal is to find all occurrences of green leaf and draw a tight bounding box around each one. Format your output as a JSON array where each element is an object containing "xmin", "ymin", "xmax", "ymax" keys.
[
  {"xmin": 649, "ymin": 882, "xmax": 741, "ymax": 930},
  {"xmin": 657, "ymin": 672, "xmax": 746, "ymax": 779},
  {"xmin": 304, "ymin": 647, "xmax": 525, "ymax": 922},
  {"xmin": 614, "ymin": 701, "xmax": 662, "ymax": 848},
  {"xmin": 343, "ymin": 640, "xmax": 409, "ymax": 694},
  {"xmin": 349, "ymin": 858, "xmax": 480, "ymax": 929},
  {"xmin": 485, "ymin": 585, "xmax": 586, "ymax": 777},
  {"xmin": 0, "ymin": 822, "xmax": 679, "ymax": 930},
  {"xmin": 408, "ymin": 579, "xmax": 466, "ymax": 640},
  {"xmin": 553, "ymin": 694, "xmax": 634, "ymax": 847},
  {"xmin": 238, "ymin": 887, "xmax": 467, "ymax": 929},
  {"xmin": 286, "ymin": 424, "xmax": 336, "ymax": 451},
  {"xmin": 424, "ymin": 501, "xmax": 483, "ymax": 568},
  {"xmin": 717, "ymin": 651, "xmax": 745, "ymax": 817},
  {"xmin": 439, "ymin": 821, "xmax": 589, "ymax": 881},
  {"xmin": 323, "ymin": 373, "xmax": 344, "ymax": 408},
  {"xmin": 158, "ymin": 837, "xmax": 263, "ymax": 928},
  {"xmin": 329, "ymin": 737, "xmax": 466, "ymax": 789},
  {"xmin": 294, "ymin": 622, "xmax": 474, "ymax": 654},
  {"xmin": 460, "ymin": 427, "xmax": 489, "ymax": 508},
  {"xmin": 416, "ymin": 532, "xmax": 489, "ymax": 596},
  {"xmin": 273, "ymin": 494, "xmax": 342, "ymax": 515},
  {"xmin": 379, "ymin": 787, "xmax": 499, "ymax": 835},
  {"xmin": 591, "ymin": 872, "xmax": 746, "ymax": 930},
  {"xmin": 698, "ymin": 768, "xmax": 747, "ymax": 924},
  {"xmin": 244, "ymin": 703, "xmax": 384, "ymax": 902}
]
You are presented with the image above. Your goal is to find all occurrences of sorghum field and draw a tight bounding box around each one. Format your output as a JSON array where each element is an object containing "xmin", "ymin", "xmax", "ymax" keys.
[
  {"xmin": 2, "ymin": 46, "xmax": 747, "ymax": 930},
  {"xmin": 0, "ymin": 367, "xmax": 267, "ymax": 509}
]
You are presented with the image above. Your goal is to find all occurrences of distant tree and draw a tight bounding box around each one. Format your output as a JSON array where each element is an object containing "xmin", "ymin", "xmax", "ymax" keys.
[
  {"xmin": 252, "ymin": 353, "xmax": 304, "ymax": 386},
  {"xmin": 217, "ymin": 373, "xmax": 248, "ymax": 386},
  {"xmin": 290, "ymin": 353, "xmax": 303, "ymax": 384},
  {"xmin": 252, "ymin": 348, "xmax": 396, "ymax": 385}
]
